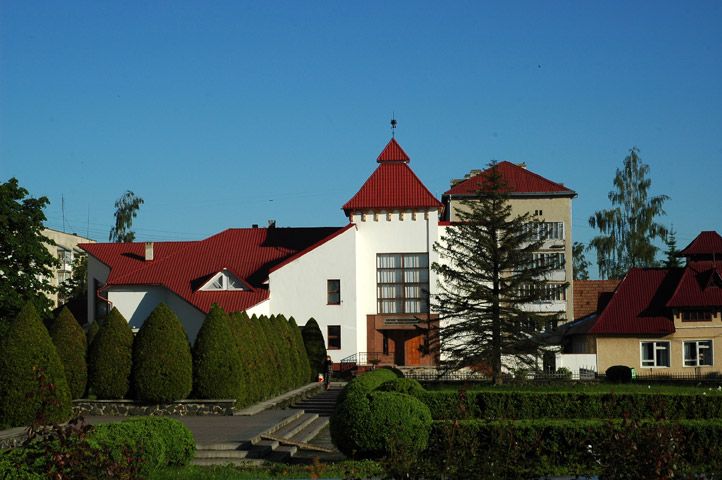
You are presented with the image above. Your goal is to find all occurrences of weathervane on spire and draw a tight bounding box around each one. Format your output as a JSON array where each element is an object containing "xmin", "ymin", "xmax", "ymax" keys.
[{"xmin": 390, "ymin": 114, "xmax": 397, "ymax": 138}]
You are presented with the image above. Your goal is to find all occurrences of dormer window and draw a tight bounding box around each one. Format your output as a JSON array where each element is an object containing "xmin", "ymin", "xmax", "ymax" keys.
[{"xmin": 201, "ymin": 270, "xmax": 247, "ymax": 291}]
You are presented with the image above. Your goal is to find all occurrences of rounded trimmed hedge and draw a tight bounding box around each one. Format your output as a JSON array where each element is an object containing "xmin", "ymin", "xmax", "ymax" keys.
[
  {"xmin": 48, "ymin": 307, "xmax": 87, "ymax": 399},
  {"xmin": 192, "ymin": 305, "xmax": 243, "ymax": 400},
  {"xmin": 378, "ymin": 378, "xmax": 425, "ymax": 396},
  {"xmin": 606, "ymin": 365, "xmax": 633, "ymax": 383},
  {"xmin": 330, "ymin": 369, "xmax": 431, "ymax": 459},
  {"xmin": 87, "ymin": 308, "xmax": 134, "ymax": 399},
  {"xmin": 0, "ymin": 302, "xmax": 72, "ymax": 427},
  {"xmin": 132, "ymin": 303, "xmax": 193, "ymax": 403}
]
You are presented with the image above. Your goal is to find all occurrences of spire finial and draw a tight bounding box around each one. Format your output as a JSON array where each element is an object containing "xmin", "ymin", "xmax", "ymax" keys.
[{"xmin": 390, "ymin": 114, "xmax": 397, "ymax": 138}]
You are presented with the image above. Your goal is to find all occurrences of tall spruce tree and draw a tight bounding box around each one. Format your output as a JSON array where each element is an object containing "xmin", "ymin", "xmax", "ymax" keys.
[
  {"xmin": 663, "ymin": 227, "xmax": 682, "ymax": 268},
  {"xmin": 588, "ymin": 147, "xmax": 669, "ymax": 279},
  {"xmin": 432, "ymin": 161, "xmax": 567, "ymax": 384}
]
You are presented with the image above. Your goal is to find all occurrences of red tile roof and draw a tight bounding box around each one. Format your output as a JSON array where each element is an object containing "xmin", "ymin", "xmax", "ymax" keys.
[
  {"xmin": 588, "ymin": 268, "xmax": 682, "ymax": 335},
  {"xmin": 377, "ymin": 138, "xmax": 410, "ymax": 163},
  {"xmin": 81, "ymin": 227, "xmax": 342, "ymax": 314},
  {"xmin": 679, "ymin": 231, "xmax": 722, "ymax": 257},
  {"xmin": 666, "ymin": 263, "xmax": 722, "ymax": 308},
  {"xmin": 444, "ymin": 161, "xmax": 576, "ymax": 196},
  {"xmin": 343, "ymin": 139, "xmax": 442, "ymax": 214},
  {"xmin": 573, "ymin": 279, "xmax": 621, "ymax": 320}
]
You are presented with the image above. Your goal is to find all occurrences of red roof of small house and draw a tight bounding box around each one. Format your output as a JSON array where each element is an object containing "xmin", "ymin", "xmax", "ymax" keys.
[
  {"xmin": 377, "ymin": 138, "xmax": 410, "ymax": 163},
  {"xmin": 81, "ymin": 227, "xmax": 342, "ymax": 314},
  {"xmin": 666, "ymin": 262, "xmax": 722, "ymax": 308},
  {"xmin": 444, "ymin": 161, "xmax": 576, "ymax": 197},
  {"xmin": 573, "ymin": 279, "xmax": 621, "ymax": 320},
  {"xmin": 588, "ymin": 268, "xmax": 683, "ymax": 335},
  {"xmin": 343, "ymin": 139, "xmax": 442, "ymax": 214},
  {"xmin": 678, "ymin": 231, "xmax": 722, "ymax": 257}
]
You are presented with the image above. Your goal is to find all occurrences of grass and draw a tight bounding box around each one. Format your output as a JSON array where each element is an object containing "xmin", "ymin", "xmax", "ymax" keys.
[
  {"xmin": 150, "ymin": 460, "xmax": 383, "ymax": 480},
  {"xmin": 422, "ymin": 381, "xmax": 722, "ymax": 395}
]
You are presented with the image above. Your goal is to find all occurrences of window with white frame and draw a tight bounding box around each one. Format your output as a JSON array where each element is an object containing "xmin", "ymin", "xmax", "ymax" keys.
[
  {"xmin": 377, "ymin": 253, "xmax": 429, "ymax": 314},
  {"xmin": 684, "ymin": 340, "xmax": 713, "ymax": 367},
  {"xmin": 532, "ymin": 252, "xmax": 565, "ymax": 270},
  {"xmin": 640, "ymin": 341, "xmax": 670, "ymax": 368},
  {"xmin": 57, "ymin": 247, "xmax": 73, "ymax": 271},
  {"xmin": 201, "ymin": 270, "xmax": 246, "ymax": 291},
  {"xmin": 523, "ymin": 222, "xmax": 565, "ymax": 241}
]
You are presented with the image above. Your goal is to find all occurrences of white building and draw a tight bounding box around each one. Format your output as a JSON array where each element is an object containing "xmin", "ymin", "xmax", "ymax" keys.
[{"xmin": 82, "ymin": 138, "xmax": 575, "ymax": 367}]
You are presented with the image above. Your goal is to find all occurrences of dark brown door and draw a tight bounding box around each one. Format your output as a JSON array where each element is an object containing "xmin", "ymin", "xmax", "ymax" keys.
[{"xmin": 393, "ymin": 333, "xmax": 406, "ymax": 365}]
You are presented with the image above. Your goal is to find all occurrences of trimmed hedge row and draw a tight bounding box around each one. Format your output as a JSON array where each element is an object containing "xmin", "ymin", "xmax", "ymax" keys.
[
  {"xmin": 415, "ymin": 390, "xmax": 722, "ymax": 420},
  {"xmin": 419, "ymin": 418, "xmax": 722, "ymax": 477}
]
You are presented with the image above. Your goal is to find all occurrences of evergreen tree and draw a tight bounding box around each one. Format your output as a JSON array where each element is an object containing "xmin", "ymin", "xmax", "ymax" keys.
[
  {"xmin": 588, "ymin": 147, "xmax": 669, "ymax": 279},
  {"xmin": 432, "ymin": 161, "xmax": 567, "ymax": 384},
  {"xmin": 48, "ymin": 307, "xmax": 87, "ymax": 399},
  {"xmin": 0, "ymin": 303, "xmax": 72, "ymax": 426},
  {"xmin": 227, "ymin": 311, "xmax": 257, "ymax": 407},
  {"xmin": 87, "ymin": 308, "xmax": 134, "ymax": 399},
  {"xmin": 268, "ymin": 315, "xmax": 294, "ymax": 391},
  {"xmin": 253, "ymin": 315, "xmax": 281, "ymax": 395},
  {"xmin": 86, "ymin": 320, "xmax": 100, "ymax": 349},
  {"xmin": 0, "ymin": 178, "xmax": 58, "ymax": 319},
  {"xmin": 289, "ymin": 317, "xmax": 312, "ymax": 384},
  {"xmin": 192, "ymin": 305, "xmax": 243, "ymax": 401},
  {"xmin": 663, "ymin": 227, "xmax": 682, "ymax": 268},
  {"xmin": 132, "ymin": 303, "xmax": 192, "ymax": 403},
  {"xmin": 302, "ymin": 318, "xmax": 326, "ymax": 380},
  {"xmin": 573, "ymin": 241, "xmax": 591, "ymax": 280}
]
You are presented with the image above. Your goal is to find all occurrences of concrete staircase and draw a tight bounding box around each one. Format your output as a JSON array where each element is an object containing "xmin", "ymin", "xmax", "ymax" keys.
[{"xmin": 192, "ymin": 385, "xmax": 341, "ymax": 466}]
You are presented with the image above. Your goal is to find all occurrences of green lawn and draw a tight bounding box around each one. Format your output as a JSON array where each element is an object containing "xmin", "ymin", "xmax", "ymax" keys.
[
  {"xmin": 150, "ymin": 461, "xmax": 383, "ymax": 480},
  {"xmin": 422, "ymin": 381, "xmax": 722, "ymax": 395}
]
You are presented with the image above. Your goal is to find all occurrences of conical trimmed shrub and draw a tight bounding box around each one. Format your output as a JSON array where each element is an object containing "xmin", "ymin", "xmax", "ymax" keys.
[
  {"xmin": 87, "ymin": 308, "xmax": 133, "ymax": 399},
  {"xmin": 302, "ymin": 318, "xmax": 327, "ymax": 380},
  {"xmin": 48, "ymin": 307, "xmax": 87, "ymax": 399},
  {"xmin": 272, "ymin": 315, "xmax": 295, "ymax": 390},
  {"xmin": 289, "ymin": 317, "xmax": 312, "ymax": 385},
  {"xmin": 132, "ymin": 303, "xmax": 192, "ymax": 403},
  {"xmin": 226, "ymin": 312, "xmax": 256, "ymax": 407},
  {"xmin": 251, "ymin": 315, "xmax": 280, "ymax": 396},
  {"xmin": 86, "ymin": 320, "xmax": 100, "ymax": 349},
  {"xmin": 0, "ymin": 303, "xmax": 72, "ymax": 427},
  {"xmin": 192, "ymin": 305, "xmax": 243, "ymax": 400}
]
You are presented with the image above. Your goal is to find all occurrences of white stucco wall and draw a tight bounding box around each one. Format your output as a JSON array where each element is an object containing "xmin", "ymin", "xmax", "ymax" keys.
[{"xmin": 268, "ymin": 226, "xmax": 357, "ymax": 362}]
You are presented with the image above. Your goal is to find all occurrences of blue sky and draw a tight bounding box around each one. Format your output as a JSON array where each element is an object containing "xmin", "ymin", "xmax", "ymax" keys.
[{"xmin": 1, "ymin": 1, "xmax": 721, "ymax": 276}]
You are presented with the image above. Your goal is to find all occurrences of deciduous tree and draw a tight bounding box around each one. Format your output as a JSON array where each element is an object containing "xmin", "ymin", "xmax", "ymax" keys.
[
  {"xmin": 432, "ymin": 161, "xmax": 567, "ymax": 384},
  {"xmin": 0, "ymin": 178, "xmax": 57, "ymax": 319},
  {"xmin": 588, "ymin": 147, "xmax": 669, "ymax": 279},
  {"xmin": 109, "ymin": 190, "xmax": 144, "ymax": 243},
  {"xmin": 573, "ymin": 242, "xmax": 591, "ymax": 280}
]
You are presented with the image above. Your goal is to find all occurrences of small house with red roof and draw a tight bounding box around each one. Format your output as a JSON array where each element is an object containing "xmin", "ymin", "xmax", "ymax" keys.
[
  {"xmin": 82, "ymin": 137, "xmax": 576, "ymax": 367},
  {"xmin": 566, "ymin": 231, "xmax": 722, "ymax": 375}
]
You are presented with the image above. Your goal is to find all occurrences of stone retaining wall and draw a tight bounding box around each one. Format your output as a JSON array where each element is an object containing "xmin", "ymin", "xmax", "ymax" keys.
[
  {"xmin": 0, "ymin": 428, "xmax": 26, "ymax": 449},
  {"xmin": 72, "ymin": 399, "xmax": 235, "ymax": 417}
]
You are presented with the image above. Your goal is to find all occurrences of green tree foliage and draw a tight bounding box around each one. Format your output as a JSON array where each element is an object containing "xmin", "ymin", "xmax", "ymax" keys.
[
  {"xmin": 109, "ymin": 190, "xmax": 144, "ymax": 243},
  {"xmin": 192, "ymin": 305, "xmax": 243, "ymax": 400},
  {"xmin": 268, "ymin": 315, "xmax": 294, "ymax": 391},
  {"xmin": 87, "ymin": 308, "xmax": 134, "ymax": 399},
  {"xmin": 288, "ymin": 317, "xmax": 312, "ymax": 385},
  {"xmin": 0, "ymin": 303, "xmax": 71, "ymax": 427},
  {"xmin": 302, "ymin": 318, "xmax": 327, "ymax": 380},
  {"xmin": 132, "ymin": 303, "xmax": 192, "ymax": 403},
  {"xmin": 433, "ymin": 161, "xmax": 567, "ymax": 384},
  {"xmin": 0, "ymin": 178, "xmax": 58, "ymax": 320},
  {"xmin": 250, "ymin": 314, "xmax": 280, "ymax": 397},
  {"xmin": 57, "ymin": 253, "xmax": 87, "ymax": 306},
  {"xmin": 48, "ymin": 307, "xmax": 87, "ymax": 399},
  {"xmin": 588, "ymin": 147, "xmax": 669, "ymax": 279},
  {"xmin": 663, "ymin": 227, "xmax": 682, "ymax": 268},
  {"xmin": 86, "ymin": 320, "xmax": 100, "ymax": 349},
  {"xmin": 573, "ymin": 241, "xmax": 591, "ymax": 280},
  {"xmin": 227, "ymin": 311, "xmax": 259, "ymax": 407},
  {"xmin": 257, "ymin": 315, "xmax": 285, "ymax": 395}
]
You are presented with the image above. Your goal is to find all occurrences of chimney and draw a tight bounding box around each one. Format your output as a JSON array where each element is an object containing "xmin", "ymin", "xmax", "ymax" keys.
[
  {"xmin": 268, "ymin": 219, "xmax": 276, "ymax": 229},
  {"xmin": 144, "ymin": 242, "xmax": 154, "ymax": 261},
  {"xmin": 517, "ymin": 162, "xmax": 527, "ymax": 169},
  {"xmin": 252, "ymin": 224, "xmax": 258, "ymax": 229}
]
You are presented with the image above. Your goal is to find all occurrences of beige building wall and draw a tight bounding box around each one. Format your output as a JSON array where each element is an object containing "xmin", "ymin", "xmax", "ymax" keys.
[
  {"xmin": 447, "ymin": 195, "xmax": 574, "ymax": 322},
  {"xmin": 42, "ymin": 228, "xmax": 96, "ymax": 307},
  {"xmin": 597, "ymin": 311, "xmax": 722, "ymax": 374}
]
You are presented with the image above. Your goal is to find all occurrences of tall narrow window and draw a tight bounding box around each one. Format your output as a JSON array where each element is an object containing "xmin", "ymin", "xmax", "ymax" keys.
[
  {"xmin": 327, "ymin": 279, "xmax": 341, "ymax": 305},
  {"xmin": 327, "ymin": 325, "xmax": 341, "ymax": 350},
  {"xmin": 377, "ymin": 253, "xmax": 429, "ymax": 314}
]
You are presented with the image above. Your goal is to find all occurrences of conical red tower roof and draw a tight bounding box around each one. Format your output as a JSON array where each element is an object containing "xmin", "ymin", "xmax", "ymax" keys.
[{"xmin": 376, "ymin": 138, "xmax": 410, "ymax": 163}]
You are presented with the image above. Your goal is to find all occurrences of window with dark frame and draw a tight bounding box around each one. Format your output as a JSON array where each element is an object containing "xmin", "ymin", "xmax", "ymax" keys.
[
  {"xmin": 377, "ymin": 253, "xmax": 430, "ymax": 314},
  {"xmin": 682, "ymin": 310, "xmax": 713, "ymax": 322},
  {"xmin": 327, "ymin": 279, "xmax": 341, "ymax": 305},
  {"xmin": 327, "ymin": 325, "xmax": 341, "ymax": 349}
]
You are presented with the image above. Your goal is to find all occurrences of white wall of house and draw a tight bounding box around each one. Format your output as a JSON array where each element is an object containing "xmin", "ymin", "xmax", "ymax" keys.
[
  {"xmin": 268, "ymin": 226, "xmax": 357, "ymax": 362},
  {"xmin": 555, "ymin": 353, "xmax": 597, "ymax": 374}
]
